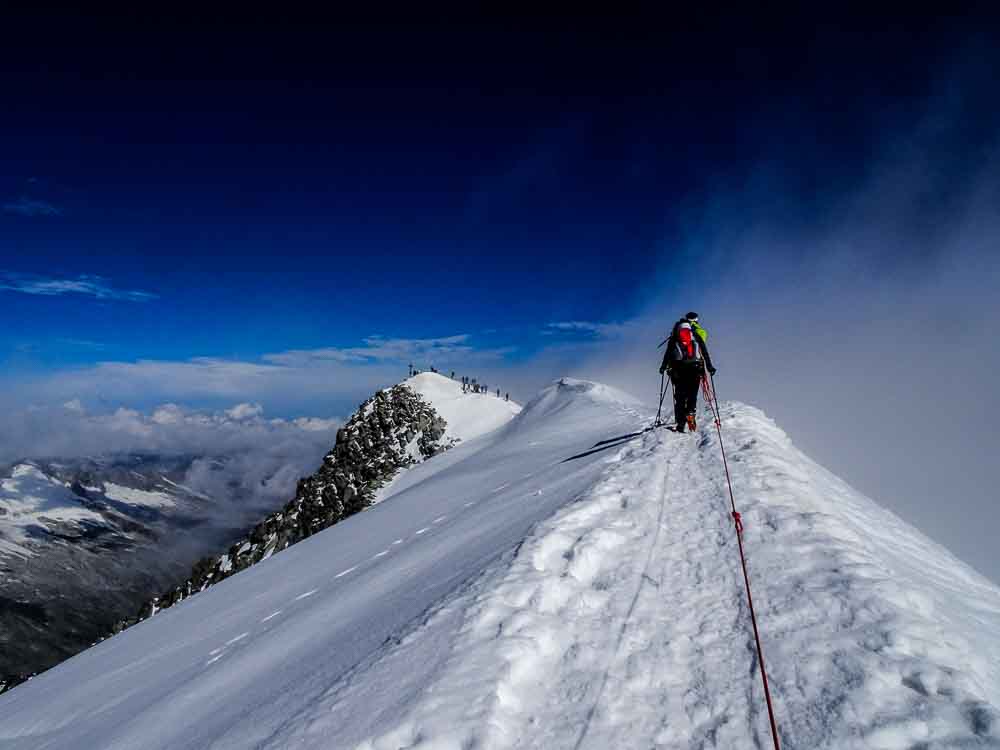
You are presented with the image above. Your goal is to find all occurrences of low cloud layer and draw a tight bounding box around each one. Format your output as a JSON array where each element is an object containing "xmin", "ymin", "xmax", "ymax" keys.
[
  {"xmin": 4, "ymin": 335, "xmax": 518, "ymax": 418},
  {"xmin": 0, "ymin": 401, "xmax": 341, "ymax": 517}
]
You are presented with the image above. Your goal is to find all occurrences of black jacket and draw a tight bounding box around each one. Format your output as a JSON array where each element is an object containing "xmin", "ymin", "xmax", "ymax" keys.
[{"xmin": 659, "ymin": 319, "xmax": 714, "ymax": 374}]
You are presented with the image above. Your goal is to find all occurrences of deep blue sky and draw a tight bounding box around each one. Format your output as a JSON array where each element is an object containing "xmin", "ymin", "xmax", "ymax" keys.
[{"xmin": 1, "ymin": 9, "xmax": 973, "ymax": 371}]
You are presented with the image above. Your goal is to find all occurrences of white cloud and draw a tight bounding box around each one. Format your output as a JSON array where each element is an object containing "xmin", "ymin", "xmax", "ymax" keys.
[
  {"xmin": 262, "ymin": 335, "xmax": 496, "ymax": 366},
  {"xmin": 152, "ymin": 404, "xmax": 185, "ymax": 425},
  {"xmin": 2, "ymin": 197, "xmax": 62, "ymax": 217},
  {"xmin": 4, "ymin": 332, "xmax": 520, "ymax": 419},
  {"xmin": 226, "ymin": 402, "xmax": 265, "ymax": 420},
  {"xmin": 544, "ymin": 321, "xmax": 630, "ymax": 338},
  {"xmin": 57, "ymin": 338, "xmax": 106, "ymax": 350},
  {"xmin": 0, "ymin": 272, "xmax": 156, "ymax": 302},
  {"xmin": 290, "ymin": 416, "xmax": 341, "ymax": 432},
  {"xmin": 62, "ymin": 399, "xmax": 84, "ymax": 413}
]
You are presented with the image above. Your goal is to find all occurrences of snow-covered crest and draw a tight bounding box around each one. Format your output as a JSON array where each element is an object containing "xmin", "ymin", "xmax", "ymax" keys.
[{"xmin": 402, "ymin": 371, "xmax": 521, "ymax": 443}]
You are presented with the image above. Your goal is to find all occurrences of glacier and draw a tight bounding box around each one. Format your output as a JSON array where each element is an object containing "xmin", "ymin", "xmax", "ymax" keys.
[{"xmin": 0, "ymin": 373, "xmax": 998, "ymax": 749}]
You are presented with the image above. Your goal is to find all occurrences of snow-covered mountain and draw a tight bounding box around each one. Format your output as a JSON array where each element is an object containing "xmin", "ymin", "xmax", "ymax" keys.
[
  {"xmin": 0, "ymin": 453, "xmax": 309, "ymax": 694},
  {"xmin": 1, "ymin": 373, "xmax": 998, "ymax": 749},
  {"xmin": 112, "ymin": 374, "xmax": 520, "ymax": 631}
]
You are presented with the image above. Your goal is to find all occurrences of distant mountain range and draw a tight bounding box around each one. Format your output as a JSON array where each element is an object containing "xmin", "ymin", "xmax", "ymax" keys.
[{"xmin": 0, "ymin": 453, "xmax": 291, "ymax": 692}]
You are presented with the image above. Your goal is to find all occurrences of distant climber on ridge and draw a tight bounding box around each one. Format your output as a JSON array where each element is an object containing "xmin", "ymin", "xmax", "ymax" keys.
[{"xmin": 659, "ymin": 312, "xmax": 716, "ymax": 433}]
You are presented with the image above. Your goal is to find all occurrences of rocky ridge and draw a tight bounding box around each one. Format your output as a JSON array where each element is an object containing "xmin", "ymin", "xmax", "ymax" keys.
[{"xmin": 113, "ymin": 382, "xmax": 452, "ymax": 633}]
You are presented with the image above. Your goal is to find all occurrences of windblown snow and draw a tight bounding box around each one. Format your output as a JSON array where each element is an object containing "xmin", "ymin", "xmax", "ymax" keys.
[{"xmin": 1, "ymin": 373, "xmax": 998, "ymax": 749}]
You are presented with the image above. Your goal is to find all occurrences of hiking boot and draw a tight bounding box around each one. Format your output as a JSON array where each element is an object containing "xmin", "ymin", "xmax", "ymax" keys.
[{"xmin": 686, "ymin": 414, "xmax": 697, "ymax": 432}]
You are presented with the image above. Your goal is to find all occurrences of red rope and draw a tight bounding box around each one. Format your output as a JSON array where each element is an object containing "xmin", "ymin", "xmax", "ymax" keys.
[{"xmin": 702, "ymin": 374, "xmax": 782, "ymax": 750}]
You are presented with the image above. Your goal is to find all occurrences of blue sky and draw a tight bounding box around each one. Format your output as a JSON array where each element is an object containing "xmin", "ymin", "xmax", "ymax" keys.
[{"xmin": 2, "ymin": 9, "xmax": 972, "ymax": 404}]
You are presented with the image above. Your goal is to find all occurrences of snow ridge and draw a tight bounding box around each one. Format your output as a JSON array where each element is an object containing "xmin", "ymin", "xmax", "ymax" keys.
[{"xmin": 352, "ymin": 403, "xmax": 1000, "ymax": 749}]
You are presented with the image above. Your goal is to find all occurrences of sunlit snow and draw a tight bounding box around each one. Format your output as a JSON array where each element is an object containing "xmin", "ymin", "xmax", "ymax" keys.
[{"xmin": 102, "ymin": 482, "xmax": 176, "ymax": 509}]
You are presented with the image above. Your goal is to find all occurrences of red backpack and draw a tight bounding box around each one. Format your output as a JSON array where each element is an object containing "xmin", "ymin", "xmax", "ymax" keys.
[
  {"xmin": 670, "ymin": 323, "xmax": 702, "ymax": 363},
  {"xmin": 678, "ymin": 326, "xmax": 695, "ymax": 358}
]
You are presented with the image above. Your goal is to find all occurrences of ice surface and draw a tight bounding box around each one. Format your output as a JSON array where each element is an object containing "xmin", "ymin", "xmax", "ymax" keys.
[{"xmin": 0, "ymin": 380, "xmax": 997, "ymax": 749}]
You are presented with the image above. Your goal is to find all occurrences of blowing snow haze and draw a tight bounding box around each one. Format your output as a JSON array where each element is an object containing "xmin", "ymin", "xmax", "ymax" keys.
[{"xmin": 575, "ymin": 77, "xmax": 1000, "ymax": 585}]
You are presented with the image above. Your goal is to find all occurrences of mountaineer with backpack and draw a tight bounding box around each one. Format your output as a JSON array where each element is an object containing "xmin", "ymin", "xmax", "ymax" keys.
[{"xmin": 659, "ymin": 312, "xmax": 716, "ymax": 433}]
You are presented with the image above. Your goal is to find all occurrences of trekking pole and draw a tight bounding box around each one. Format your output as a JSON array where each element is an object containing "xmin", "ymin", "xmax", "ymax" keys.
[
  {"xmin": 702, "ymin": 370, "xmax": 782, "ymax": 750},
  {"xmin": 654, "ymin": 372, "xmax": 666, "ymax": 426}
]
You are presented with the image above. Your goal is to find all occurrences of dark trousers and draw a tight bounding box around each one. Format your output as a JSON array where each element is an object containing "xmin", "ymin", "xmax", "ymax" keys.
[{"xmin": 670, "ymin": 364, "xmax": 704, "ymax": 426}]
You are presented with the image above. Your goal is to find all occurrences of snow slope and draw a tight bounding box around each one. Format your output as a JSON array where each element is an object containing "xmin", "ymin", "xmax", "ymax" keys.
[{"xmin": 1, "ymin": 378, "xmax": 998, "ymax": 749}]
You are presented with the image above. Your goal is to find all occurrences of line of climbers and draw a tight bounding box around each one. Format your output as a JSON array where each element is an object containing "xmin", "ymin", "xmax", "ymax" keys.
[
  {"xmin": 407, "ymin": 364, "xmax": 510, "ymax": 402},
  {"xmin": 658, "ymin": 311, "xmax": 716, "ymax": 433}
]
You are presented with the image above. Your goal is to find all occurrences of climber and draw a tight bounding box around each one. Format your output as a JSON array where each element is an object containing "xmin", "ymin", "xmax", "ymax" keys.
[{"xmin": 659, "ymin": 312, "xmax": 716, "ymax": 433}]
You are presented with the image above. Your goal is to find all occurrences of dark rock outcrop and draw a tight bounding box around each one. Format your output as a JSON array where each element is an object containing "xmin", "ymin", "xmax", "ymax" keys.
[{"xmin": 110, "ymin": 382, "xmax": 451, "ymax": 634}]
